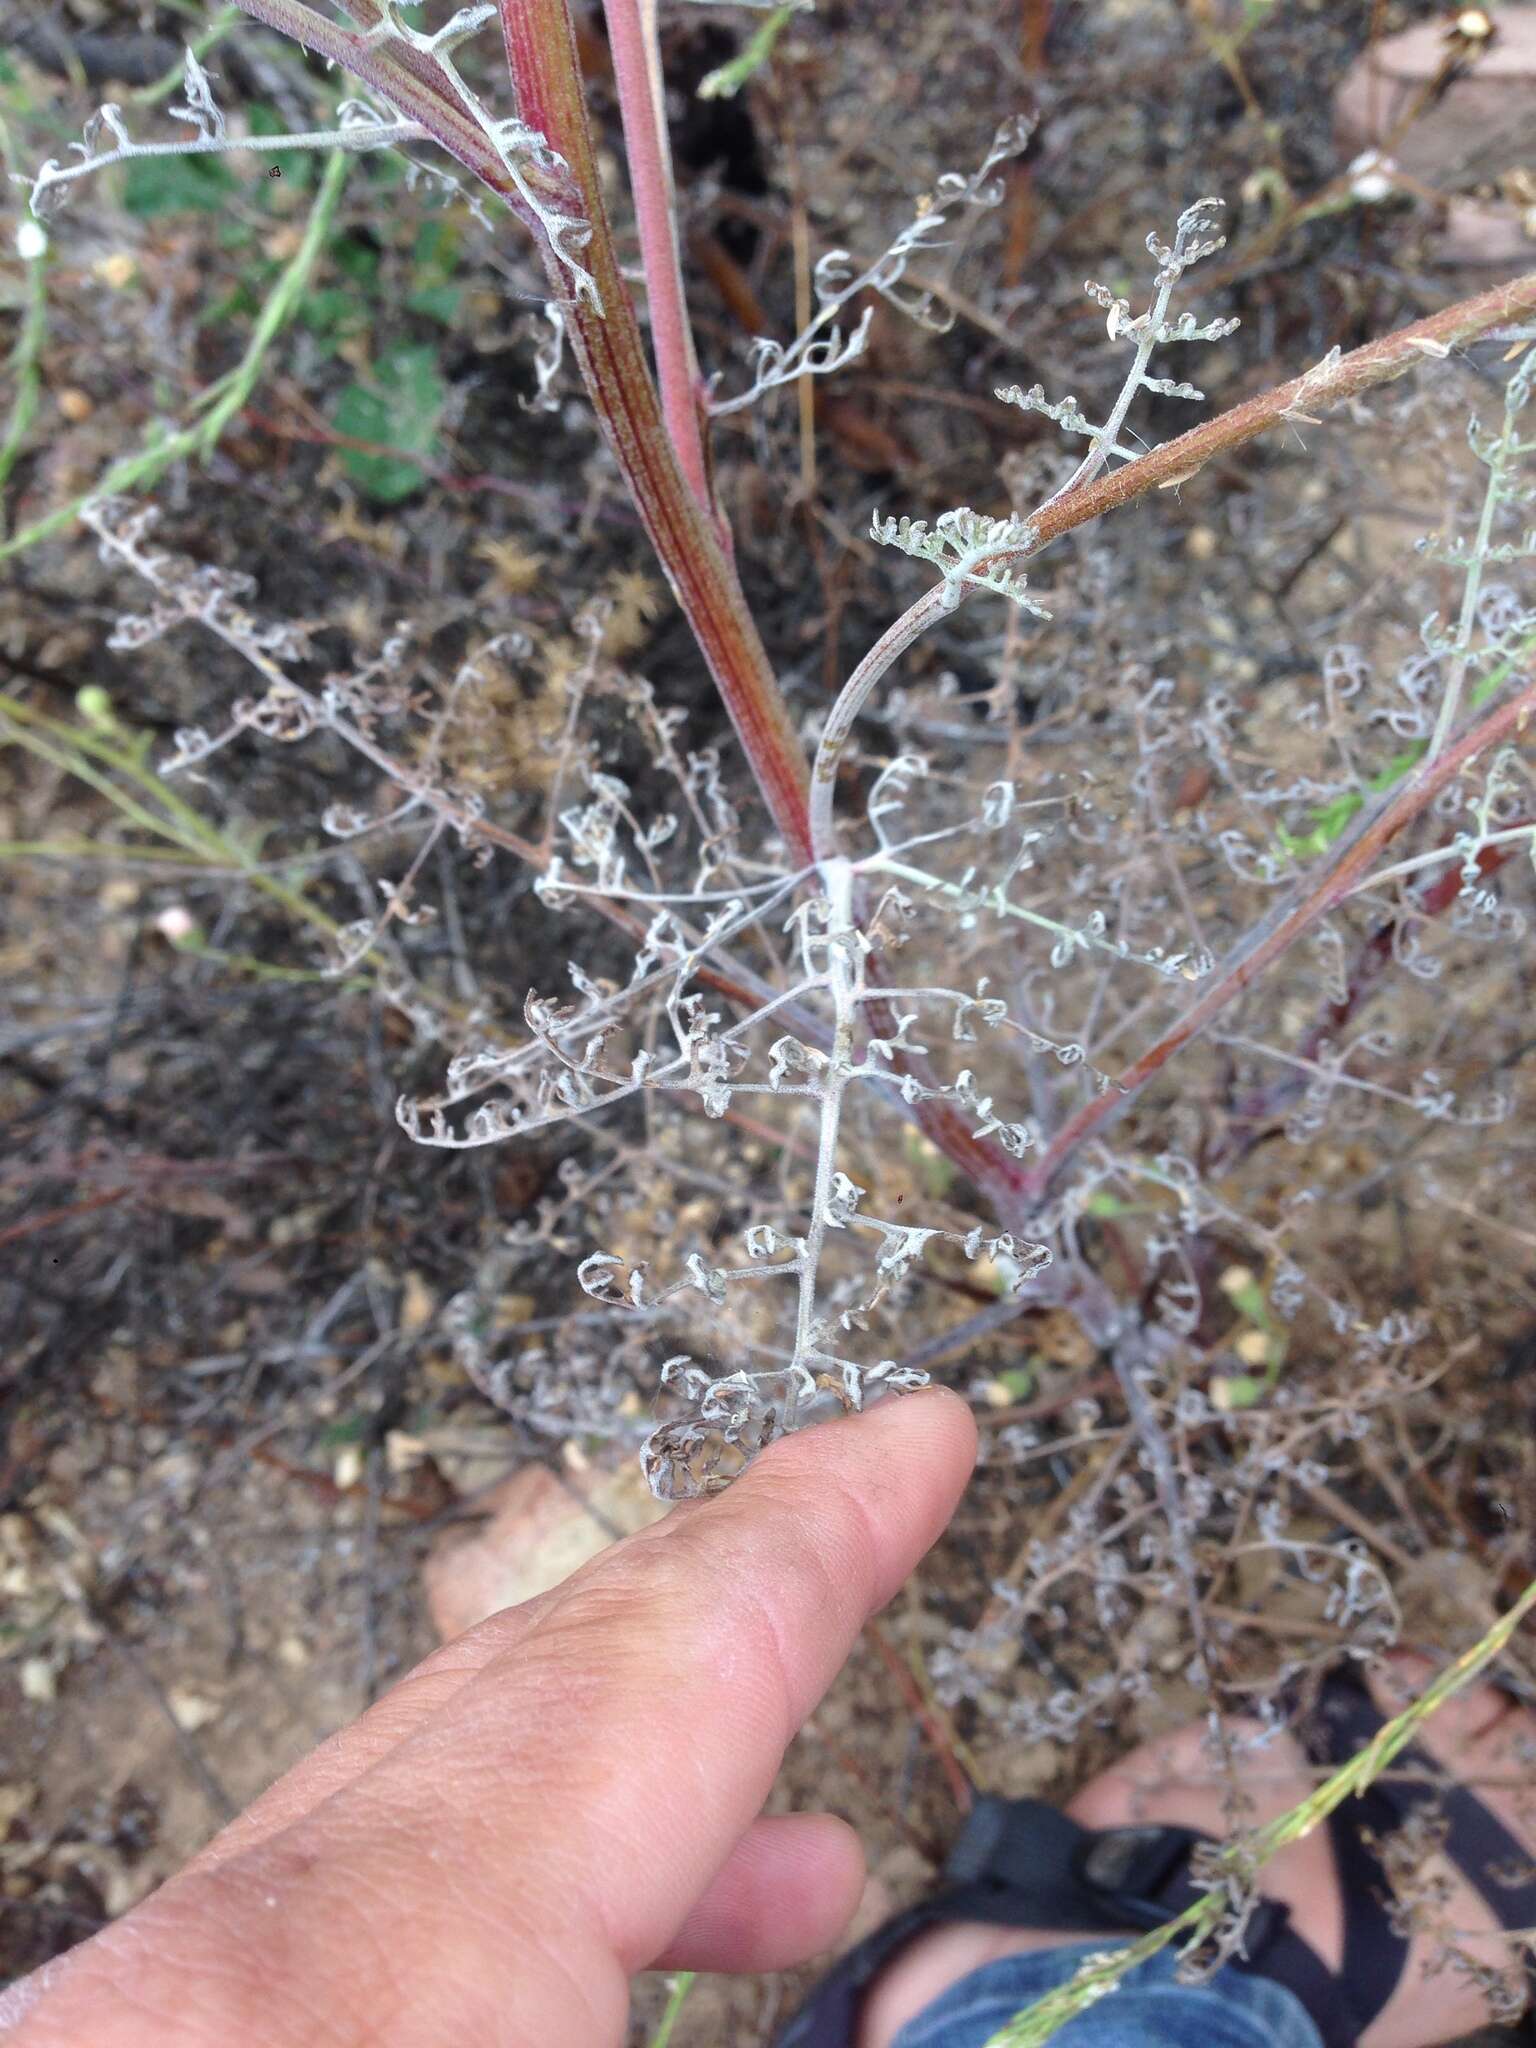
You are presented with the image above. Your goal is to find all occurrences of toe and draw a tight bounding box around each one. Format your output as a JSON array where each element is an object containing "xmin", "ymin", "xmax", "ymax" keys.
[
  {"xmin": 1366, "ymin": 1655, "xmax": 1536, "ymax": 1856},
  {"xmin": 1066, "ymin": 1719, "xmax": 1213, "ymax": 1831},
  {"xmin": 1065, "ymin": 1766, "xmax": 1139, "ymax": 1833},
  {"xmin": 1065, "ymin": 1718, "xmax": 1283, "ymax": 1835}
]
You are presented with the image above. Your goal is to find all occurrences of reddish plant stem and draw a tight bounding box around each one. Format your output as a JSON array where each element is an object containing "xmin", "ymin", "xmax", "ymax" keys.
[
  {"xmin": 1000, "ymin": 0, "xmax": 1049, "ymax": 289},
  {"xmin": 496, "ymin": 0, "xmax": 1040, "ymax": 1222},
  {"xmin": 498, "ymin": 0, "xmax": 813, "ymax": 859},
  {"xmin": 1023, "ymin": 673, "xmax": 1536, "ymax": 1201},
  {"xmin": 1026, "ymin": 272, "xmax": 1536, "ymax": 550},
  {"xmin": 1217, "ymin": 830, "xmax": 1526, "ymax": 1164},
  {"xmin": 0, "ymin": 1189, "xmax": 130, "ymax": 1248},
  {"xmin": 599, "ymin": 0, "xmax": 717, "ymax": 528},
  {"xmin": 865, "ymin": 1618, "xmax": 974, "ymax": 1814}
]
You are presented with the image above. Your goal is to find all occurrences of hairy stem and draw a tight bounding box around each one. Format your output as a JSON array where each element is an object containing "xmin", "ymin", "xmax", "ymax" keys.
[
  {"xmin": 1425, "ymin": 385, "xmax": 1513, "ymax": 762},
  {"xmin": 792, "ymin": 857, "xmax": 856, "ymax": 1388}
]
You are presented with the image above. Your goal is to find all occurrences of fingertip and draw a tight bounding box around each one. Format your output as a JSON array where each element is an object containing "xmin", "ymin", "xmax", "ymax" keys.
[
  {"xmin": 584, "ymin": 1387, "xmax": 977, "ymax": 1832},
  {"xmin": 777, "ymin": 1385, "xmax": 978, "ymax": 1523},
  {"xmin": 757, "ymin": 1383, "xmax": 977, "ymax": 1492},
  {"xmin": 787, "ymin": 1808, "xmax": 869, "ymax": 1911},
  {"xmin": 736, "ymin": 1388, "xmax": 977, "ymax": 1621},
  {"xmin": 872, "ymin": 1383, "xmax": 979, "ymax": 1469}
]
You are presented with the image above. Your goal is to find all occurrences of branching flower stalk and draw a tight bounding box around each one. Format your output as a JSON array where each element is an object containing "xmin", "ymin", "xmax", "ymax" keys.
[
  {"xmin": 811, "ymin": 268, "xmax": 1536, "ymax": 864},
  {"xmin": 1019, "ymin": 348, "xmax": 1536, "ymax": 1199},
  {"xmin": 27, "ymin": 16, "xmax": 1536, "ymax": 1510},
  {"xmin": 29, "ymin": 11, "xmax": 1536, "ymax": 1231},
  {"xmin": 708, "ymin": 116, "xmax": 1036, "ymax": 420},
  {"xmin": 1424, "ymin": 346, "xmax": 1536, "ymax": 761},
  {"xmin": 24, "ymin": 101, "xmax": 419, "ymax": 211}
]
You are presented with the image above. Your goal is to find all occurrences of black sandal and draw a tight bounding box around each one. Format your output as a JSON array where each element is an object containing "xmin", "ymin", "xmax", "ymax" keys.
[{"xmin": 772, "ymin": 1667, "xmax": 1536, "ymax": 2048}]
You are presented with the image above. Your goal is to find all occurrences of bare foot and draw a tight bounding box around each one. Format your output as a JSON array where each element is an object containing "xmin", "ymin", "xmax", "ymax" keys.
[{"xmin": 857, "ymin": 1658, "xmax": 1536, "ymax": 2048}]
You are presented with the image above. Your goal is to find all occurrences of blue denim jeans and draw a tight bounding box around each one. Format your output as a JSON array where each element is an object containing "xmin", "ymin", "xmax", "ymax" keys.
[{"xmin": 890, "ymin": 1940, "xmax": 1325, "ymax": 2048}]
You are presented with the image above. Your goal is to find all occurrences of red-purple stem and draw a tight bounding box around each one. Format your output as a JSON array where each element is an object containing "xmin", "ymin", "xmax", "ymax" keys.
[
  {"xmin": 497, "ymin": 0, "xmax": 815, "ymax": 861},
  {"xmin": 600, "ymin": 0, "xmax": 717, "ymax": 531}
]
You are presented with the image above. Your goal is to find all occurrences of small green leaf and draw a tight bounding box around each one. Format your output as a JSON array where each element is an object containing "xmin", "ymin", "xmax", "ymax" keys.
[
  {"xmin": 411, "ymin": 218, "xmax": 459, "ymax": 273},
  {"xmin": 76, "ymin": 685, "xmax": 117, "ymax": 730},
  {"xmin": 332, "ymin": 343, "xmax": 446, "ymax": 503},
  {"xmin": 318, "ymin": 1414, "xmax": 368, "ymax": 1447},
  {"xmin": 197, "ymin": 277, "xmax": 266, "ymax": 330},
  {"xmin": 1226, "ymin": 1278, "xmax": 1268, "ymax": 1326},
  {"xmin": 299, "ymin": 286, "xmax": 367, "ymax": 341},
  {"xmin": 698, "ymin": 2, "xmax": 799, "ymax": 98},
  {"xmin": 407, "ymin": 219, "xmax": 461, "ymax": 325},
  {"xmin": 1215, "ymin": 1373, "xmax": 1266, "ymax": 1411},
  {"xmin": 406, "ymin": 281, "xmax": 462, "ymax": 324}
]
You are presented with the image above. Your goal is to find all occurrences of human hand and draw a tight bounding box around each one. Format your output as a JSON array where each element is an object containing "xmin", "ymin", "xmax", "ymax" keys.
[{"xmin": 1, "ymin": 1389, "xmax": 976, "ymax": 2048}]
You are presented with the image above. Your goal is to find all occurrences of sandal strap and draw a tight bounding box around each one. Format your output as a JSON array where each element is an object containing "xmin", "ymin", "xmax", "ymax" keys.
[
  {"xmin": 769, "ymin": 1894, "xmax": 955, "ymax": 2048},
  {"xmin": 941, "ymin": 1795, "xmax": 1219, "ymax": 1933},
  {"xmin": 1426, "ymin": 1764, "xmax": 1536, "ymax": 1933},
  {"xmin": 772, "ymin": 1794, "xmax": 1316, "ymax": 2048},
  {"xmin": 1302, "ymin": 1671, "xmax": 1536, "ymax": 2032},
  {"xmin": 949, "ymin": 1795, "xmax": 1355, "ymax": 2048}
]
